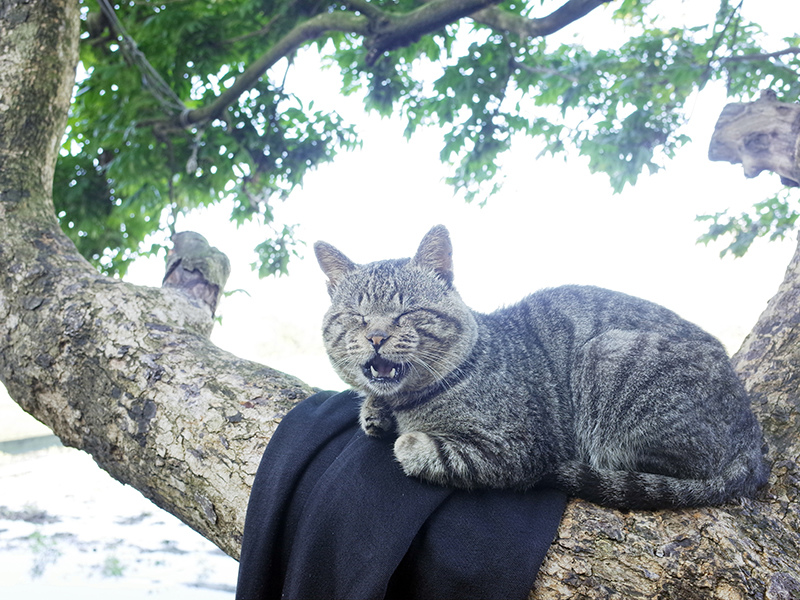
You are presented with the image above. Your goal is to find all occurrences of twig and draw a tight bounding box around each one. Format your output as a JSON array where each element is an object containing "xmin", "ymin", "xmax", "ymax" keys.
[
  {"xmin": 98, "ymin": 0, "xmax": 186, "ymax": 114},
  {"xmin": 224, "ymin": 15, "xmax": 281, "ymax": 45},
  {"xmin": 722, "ymin": 47, "xmax": 800, "ymax": 62},
  {"xmin": 511, "ymin": 58, "xmax": 580, "ymax": 83}
]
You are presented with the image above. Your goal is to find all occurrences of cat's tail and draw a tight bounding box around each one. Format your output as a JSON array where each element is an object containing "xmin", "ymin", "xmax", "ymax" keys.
[{"xmin": 544, "ymin": 450, "xmax": 769, "ymax": 510}]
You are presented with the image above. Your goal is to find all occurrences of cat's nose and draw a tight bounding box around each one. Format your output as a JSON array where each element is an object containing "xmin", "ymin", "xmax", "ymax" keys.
[{"xmin": 367, "ymin": 330, "xmax": 389, "ymax": 349}]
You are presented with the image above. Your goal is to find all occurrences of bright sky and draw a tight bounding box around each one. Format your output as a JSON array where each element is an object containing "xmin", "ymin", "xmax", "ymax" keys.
[{"xmin": 119, "ymin": 1, "xmax": 798, "ymax": 392}]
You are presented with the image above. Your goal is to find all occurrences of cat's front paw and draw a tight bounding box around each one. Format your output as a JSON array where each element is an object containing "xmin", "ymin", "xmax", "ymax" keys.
[
  {"xmin": 394, "ymin": 432, "xmax": 447, "ymax": 484},
  {"xmin": 359, "ymin": 398, "xmax": 394, "ymax": 437}
]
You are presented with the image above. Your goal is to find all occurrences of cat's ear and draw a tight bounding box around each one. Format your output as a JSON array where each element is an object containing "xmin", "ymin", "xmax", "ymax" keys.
[
  {"xmin": 413, "ymin": 225, "xmax": 453, "ymax": 285},
  {"xmin": 314, "ymin": 241, "xmax": 356, "ymax": 296}
]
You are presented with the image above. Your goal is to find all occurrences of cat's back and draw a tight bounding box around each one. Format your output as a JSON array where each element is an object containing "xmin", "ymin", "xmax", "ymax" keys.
[{"xmin": 487, "ymin": 284, "xmax": 718, "ymax": 350}]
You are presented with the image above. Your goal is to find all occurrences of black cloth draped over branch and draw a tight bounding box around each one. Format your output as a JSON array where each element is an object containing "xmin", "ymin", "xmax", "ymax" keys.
[{"xmin": 236, "ymin": 390, "xmax": 566, "ymax": 600}]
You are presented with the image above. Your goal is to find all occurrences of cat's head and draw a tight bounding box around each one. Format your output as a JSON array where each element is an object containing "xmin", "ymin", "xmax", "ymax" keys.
[{"xmin": 314, "ymin": 225, "xmax": 478, "ymax": 401}]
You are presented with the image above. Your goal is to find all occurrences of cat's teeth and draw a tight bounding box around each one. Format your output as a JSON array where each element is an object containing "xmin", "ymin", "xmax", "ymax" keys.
[{"xmin": 369, "ymin": 365, "xmax": 398, "ymax": 379}]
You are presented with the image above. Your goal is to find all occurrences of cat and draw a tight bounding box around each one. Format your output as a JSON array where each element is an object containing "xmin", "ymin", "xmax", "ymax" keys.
[{"xmin": 313, "ymin": 225, "xmax": 769, "ymax": 509}]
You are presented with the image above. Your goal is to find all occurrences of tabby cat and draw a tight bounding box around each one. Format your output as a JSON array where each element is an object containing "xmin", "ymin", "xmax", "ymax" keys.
[{"xmin": 314, "ymin": 225, "xmax": 769, "ymax": 509}]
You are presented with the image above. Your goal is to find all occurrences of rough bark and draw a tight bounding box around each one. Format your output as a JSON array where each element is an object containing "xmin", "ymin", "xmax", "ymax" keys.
[{"xmin": 1, "ymin": 1, "xmax": 799, "ymax": 597}]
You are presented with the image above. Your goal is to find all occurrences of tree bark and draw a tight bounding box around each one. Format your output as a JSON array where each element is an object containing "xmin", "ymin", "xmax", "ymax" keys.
[{"xmin": 1, "ymin": 1, "xmax": 799, "ymax": 597}]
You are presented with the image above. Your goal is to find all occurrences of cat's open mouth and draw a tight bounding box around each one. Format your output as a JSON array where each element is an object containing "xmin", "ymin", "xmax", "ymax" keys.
[{"xmin": 364, "ymin": 356, "xmax": 406, "ymax": 383}]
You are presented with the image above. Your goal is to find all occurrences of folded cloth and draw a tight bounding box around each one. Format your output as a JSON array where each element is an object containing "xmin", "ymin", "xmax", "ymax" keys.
[{"xmin": 236, "ymin": 390, "xmax": 566, "ymax": 600}]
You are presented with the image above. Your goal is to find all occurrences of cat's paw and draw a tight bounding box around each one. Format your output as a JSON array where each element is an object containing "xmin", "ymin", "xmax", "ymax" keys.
[
  {"xmin": 359, "ymin": 399, "xmax": 394, "ymax": 437},
  {"xmin": 394, "ymin": 432, "xmax": 446, "ymax": 483}
]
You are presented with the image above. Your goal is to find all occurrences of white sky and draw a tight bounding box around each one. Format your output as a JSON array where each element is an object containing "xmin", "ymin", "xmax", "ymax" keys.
[{"xmin": 118, "ymin": 1, "xmax": 799, "ymax": 391}]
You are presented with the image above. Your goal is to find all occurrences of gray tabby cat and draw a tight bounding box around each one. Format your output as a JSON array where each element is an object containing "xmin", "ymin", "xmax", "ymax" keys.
[{"xmin": 314, "ymin": 225, "xmax": 769, "ymax": 509}]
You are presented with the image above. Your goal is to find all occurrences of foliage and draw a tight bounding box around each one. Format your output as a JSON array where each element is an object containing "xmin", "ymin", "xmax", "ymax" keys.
[
  {"xmin": 63, "ymin": 0, "xmax": 360, "ymax": 276},
  {"xmin": 252, "ymin": 224, "xmax": 303, "ymax": 278},
  {"xmin": 59, "ymin": 0, "xmax": 800, "ymax": 275},
  {"xmin": 697, "ymin": 188, "xmax": 800, "ymax": 257},
  {"xmin": 101, "ymin": 555, "xmax": 126, "ymax": 577}
]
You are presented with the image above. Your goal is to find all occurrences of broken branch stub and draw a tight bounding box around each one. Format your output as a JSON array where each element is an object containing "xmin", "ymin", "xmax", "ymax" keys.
[{"xmin": 709, "ymin": 90, "xmax": 800, "ymax": 187}]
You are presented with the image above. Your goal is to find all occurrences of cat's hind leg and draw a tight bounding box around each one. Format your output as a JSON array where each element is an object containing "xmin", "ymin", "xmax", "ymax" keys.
[{"xmin": 569, "ymin": 329, "xmax": 768, "ymax": 508}]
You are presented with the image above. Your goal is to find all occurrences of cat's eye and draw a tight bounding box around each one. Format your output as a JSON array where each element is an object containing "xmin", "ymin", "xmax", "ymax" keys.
[
  {"xmin": 343, "ymin": 311, "xmax": 366, "ymax": 325},
  {"xmin": 393, "ymin": 311, "xmax": 413, "ymax": 325}
]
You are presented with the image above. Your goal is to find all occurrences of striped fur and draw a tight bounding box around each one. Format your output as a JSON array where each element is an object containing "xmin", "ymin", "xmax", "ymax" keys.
[{"xmin": 314, "ymin": 226, "xmax": 769, "ymax": 509}]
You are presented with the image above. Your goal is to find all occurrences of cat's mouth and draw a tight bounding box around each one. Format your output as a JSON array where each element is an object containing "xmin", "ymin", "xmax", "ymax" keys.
[{"xmin": 363, "ymin": 356, "xmax": 406, "ymax": 384}]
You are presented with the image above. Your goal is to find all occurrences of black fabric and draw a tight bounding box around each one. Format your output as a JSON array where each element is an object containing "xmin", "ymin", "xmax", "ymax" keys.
[{"xmin": 236, "ymin": 390, "xmax": 566, "ymax": 600}]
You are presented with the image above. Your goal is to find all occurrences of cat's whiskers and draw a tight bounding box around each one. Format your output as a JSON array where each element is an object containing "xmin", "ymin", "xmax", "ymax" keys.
[
  {"xmin": 330, "ymin": 352, "xmax": 367, "ymax": 381},
  {"xmin": 410, "ymin": 348, "xmax": 462, "ymax": 391}
]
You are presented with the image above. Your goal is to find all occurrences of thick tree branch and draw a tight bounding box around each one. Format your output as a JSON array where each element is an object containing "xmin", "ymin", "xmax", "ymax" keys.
[
  {"xmin": 0, "ymin": 0, "xmax": 79, "ymax": 219},
  {"xmin": 0, "ymin": 0, "xmax": 314, "ymax": 558},
  {"xmin": 0, "ymin": 216, "xmax": 313, "ymax": 557}
]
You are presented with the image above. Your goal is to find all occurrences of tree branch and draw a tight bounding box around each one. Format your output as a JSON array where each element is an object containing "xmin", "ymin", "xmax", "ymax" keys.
[
  {"xmin": 471, "ymin": 0, "xmax": 612, "ymax": 39},
  {"xmin": 183, "ymin": 11, "xmax": 369, "ymax": 126},
  {"xmin": 181, "ymin": 0, "xmax": 507, "ymax": 124},
  {"xmin": 0, "ymin": 0, "xmax": 80, "ymax": 216},
  {"xmin": 0, "ymin": 0, "xmax": 314, "ymax": 558},
  {"xmin": 722, "ymin": 46, "xmax": 800, "ymax": 62},
  {"xmin": 0, "ymin": 218, "xmax": 313, "ymax": 556},
  {"xmin": 361, "ymin": 0, "xmax": 504, "ymax": 65},
  {"xmin": 174, "ymin": 0, "xmax": 611, "ymax": 127}
]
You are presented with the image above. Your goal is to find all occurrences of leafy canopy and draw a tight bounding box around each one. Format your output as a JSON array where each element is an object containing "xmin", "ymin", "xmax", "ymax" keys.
[{"xmin": 59, "ymin": 0, "xmax": 800, "ymax": 276}]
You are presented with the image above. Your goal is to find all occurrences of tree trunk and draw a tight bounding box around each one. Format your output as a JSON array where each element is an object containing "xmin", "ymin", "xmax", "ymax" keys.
[{"xmin": 1, "ymin": 2, "xmax": 798, "ymax": 597}]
